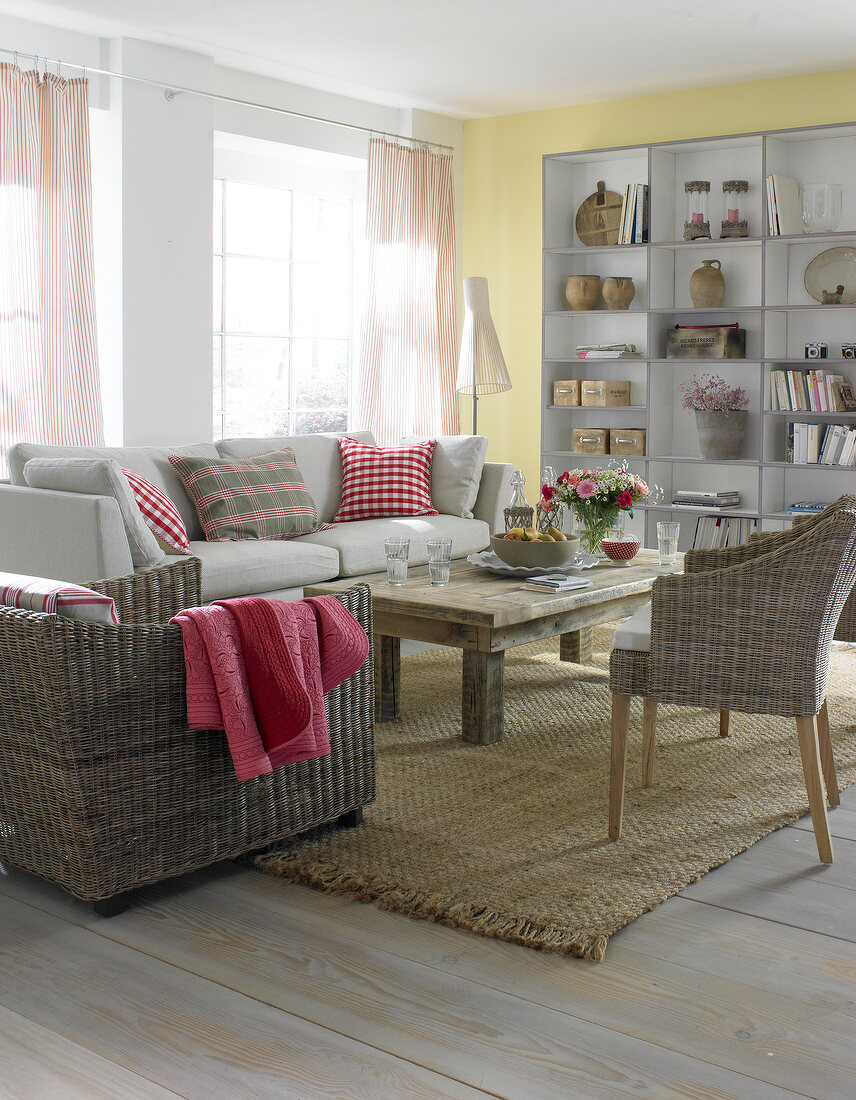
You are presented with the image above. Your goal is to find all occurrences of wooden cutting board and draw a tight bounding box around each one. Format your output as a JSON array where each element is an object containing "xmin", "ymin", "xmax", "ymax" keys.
[{"xmin": 575, "ymin": 181, "xmax": 623, "ymax": 246}]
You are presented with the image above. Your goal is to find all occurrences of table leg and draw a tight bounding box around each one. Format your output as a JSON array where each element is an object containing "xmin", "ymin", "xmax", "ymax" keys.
[
  {"xmin": 462, "ymin": 649, "xmax": 504, "ymax": 744},
  {"xmin": 374, "ymin": 634, "xmax": 400, "ymax": 722},
  {"xmin": 560, "ymin": 626, "xmax": 593, "ymax": 664}
]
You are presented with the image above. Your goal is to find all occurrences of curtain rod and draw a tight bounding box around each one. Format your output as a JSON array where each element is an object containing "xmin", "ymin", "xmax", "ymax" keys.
[{"xmin": 0, "ymin": 47, "xmax": 455, "ymax": 152}]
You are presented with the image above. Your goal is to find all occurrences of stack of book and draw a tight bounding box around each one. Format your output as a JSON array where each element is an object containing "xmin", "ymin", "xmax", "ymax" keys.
[
  {"xmin": 672, "ymin": 489, "xmax": 741, "ymax": 510},
  {"xmin": 765, "ymin": 174, "xmax": 802, "ymax": 236},
  {"xmin": 786, "ymin": 501, "xmax": 828, "ymax": 516},
  {"xmin": 575, "ymin": 343, "xmax": 641, "ymax": 360},
  {"xmin": 617, "ymin": 184, "xmax": 648, "ymax": 244},
  {"xmin": 770, "ymin": 369, "xmax": 849, "ymax": 412},
  {"xmin": 787, "ymin": 422, "xmax": 856, "ymax": 465},
  {"xmin": 692, "ymin": 515, "xmax": 757, "ymax": 549}
]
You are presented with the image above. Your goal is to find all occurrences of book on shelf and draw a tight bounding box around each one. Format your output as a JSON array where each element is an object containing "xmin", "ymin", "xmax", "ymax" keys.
[
  {"xmin": 618, "ymin": 183, "xmax": 648, "ymax": 244},
  {"xmin": 787, "ymin": 501, "xmax": 829, "ymax": 515},
  {"xmin": 673, "ymin": 489, "xmax": 741, "ymax": 509},
  {"xmin": 766, "ymin": 174, "xmax": 801, "ymax": 236},
  {"xmin": 787, "ymin": 421, "xmax": 856, "ymax": 465},
  {"xmin": 672, "ymin": 498, "xmax": 741, "ymax": 510},
  {"xmin": 576, "ymin": 350, "xmax": 641, "ymax": 359},
  {"xmin": 692, "ymin": 515, "xmax": 757, "ymax": 549},
  {"xmin": 770, "ymin": 369, "xmax": 845, "ymax": 412}
]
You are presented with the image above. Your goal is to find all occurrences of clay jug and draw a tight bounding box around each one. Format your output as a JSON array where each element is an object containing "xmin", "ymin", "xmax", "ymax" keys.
[
  {"xmin": 689, "ymin": 259, "xmax": 725, "ymax": 308},
  {"xmin": 602, "ymin": 276, "xmax": 636, "ymax": 310},
  {"xmin": 565, "ymin": 275, "xmax": 601, "ymax": 311}
]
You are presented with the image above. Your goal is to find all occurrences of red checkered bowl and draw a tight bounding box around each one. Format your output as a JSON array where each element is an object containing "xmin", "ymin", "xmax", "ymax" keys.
[{"xmin": 601, "ymin": 536, "xmax": 640, "ymax": 564}]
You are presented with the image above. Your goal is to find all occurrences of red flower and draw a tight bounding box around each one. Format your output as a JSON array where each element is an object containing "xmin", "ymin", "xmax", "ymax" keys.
[
  {"xmin": 557, "ymin": 471, "xmax": 570, "ymax": 485},
  {"xmin": 541, "ymin": 484, "xmax": 555, "ymax": 502},
  {"xmin": 617, "ymin": 490, "xmax": 633, "ymax": 509}
]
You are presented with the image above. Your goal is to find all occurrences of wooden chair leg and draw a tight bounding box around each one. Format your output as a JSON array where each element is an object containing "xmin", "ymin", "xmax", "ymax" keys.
[
  {"xmin": 642, "ymin": 698, "xmax": 657, "ymax": 787},
  {"xmin": 719, "ymin": 709, "xmax": 730, "ymax": 738},
  {"xmin": 816, "ymin": 699, "xmax": 840, "ymax": 807},
  {"xmin": 796, "ymin": 715, "xmax": 834, "ymax": 864},
  {"xmin": 609, "ymin": 693, "xmax": 631, "ymax": 839}
]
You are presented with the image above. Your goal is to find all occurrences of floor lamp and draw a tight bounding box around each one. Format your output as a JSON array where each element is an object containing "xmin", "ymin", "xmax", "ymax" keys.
[{"xmin": 455, "ymin": 277, "xmax": 512, "ymax": 435}]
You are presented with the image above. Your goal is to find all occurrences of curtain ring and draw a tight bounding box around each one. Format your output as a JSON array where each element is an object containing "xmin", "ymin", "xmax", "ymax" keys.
[
  {"xmin": 58, "ymin": 59, "xmax": 63, "ymax": 79},
  {"xmin": 12, "ymin": 50, "xmax": 18, "ymax": 68}
]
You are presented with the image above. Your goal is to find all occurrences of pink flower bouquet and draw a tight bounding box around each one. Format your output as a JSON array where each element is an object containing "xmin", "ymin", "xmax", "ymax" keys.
[{"xmin": 546, "ymin": 464, "xmax": 650, "ymax": 557}]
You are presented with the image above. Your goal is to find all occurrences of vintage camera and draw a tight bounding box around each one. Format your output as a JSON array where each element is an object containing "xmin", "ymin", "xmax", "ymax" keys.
[
  {"xmin": 804, "ymin": 342, "xmax": 828, "ymax": 360},
  {"xmin": 842, "ymin": 343, "xmax": 856, "ymax": 359}
]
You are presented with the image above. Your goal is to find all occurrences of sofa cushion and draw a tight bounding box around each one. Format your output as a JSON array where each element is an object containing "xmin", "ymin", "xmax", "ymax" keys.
[
  {"xmin": 334, "ymin": 438, "xmax": 437, "ymax": 523},
  {"xmin": 612, "ymin": 601, "xmax": 652, "ymax": 652},
  {"xmin": 401, "ymin": 434, "xmax": 488, "ymax": 519},
  {"xmin": 22, "ymin": 458, "xmax": 166, "ymax": 570},
  {"xmin": 216, "ymin": 431, "xmax": 375, "ymax": 525},
  {"xmin": 0, "ymin": 570, "xmax": 118, "ymax": 624},
  {"xmin": 301, "ymin": 515, "xmax": 490, "ymax": 577},
  {"xmin": 122, "ymin": 468, "xmax": 191, "ymax": 555},
  {"xmin": 6, "ymin": 441, "xmax": 218, "ymax": 541},
  {"xmin": 190, "ymin": 540, "xmax": 340, "ymax": 601}
]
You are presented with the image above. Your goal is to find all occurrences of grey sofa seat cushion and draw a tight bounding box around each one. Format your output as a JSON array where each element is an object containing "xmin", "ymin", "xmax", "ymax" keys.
[
  {"xmin": 300, "ymin": 515, "xmax": 490, "ymax": 577},
  {"xmin": 216, "ymin": 431, "xmax": 375, "ymax": 525},
  {"xmin": 401, "ymin": 434, "xmax": 489, "ymax": 519},
  {"xmin": 7, "ymin": 441, "xmax": 219, "ymax": 541},
  {"xmin": 190, "ymin": 540, "xmax": 340, "ymax": 601}
]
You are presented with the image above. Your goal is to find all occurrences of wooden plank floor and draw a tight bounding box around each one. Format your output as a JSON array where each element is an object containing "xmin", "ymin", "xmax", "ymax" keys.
[{"xmin": 2, "ymin": 789, "xmax": 855, "ymax": 1097}]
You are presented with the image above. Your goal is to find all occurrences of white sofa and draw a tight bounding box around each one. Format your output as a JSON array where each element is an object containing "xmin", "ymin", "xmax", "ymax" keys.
[{"xmin": 0, "ymin": 432, "xmax": 511, "ymax": 601}]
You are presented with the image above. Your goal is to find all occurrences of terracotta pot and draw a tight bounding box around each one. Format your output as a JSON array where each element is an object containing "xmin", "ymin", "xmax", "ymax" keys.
[
  {"xmin": 602, "ymin": 276, "xmax": 636, "ymax": 310},
  {"xmin": 694, "ymin": 409, "xmax": 747, "ymax": 460},
  {"xmin": 565, "ymin": 275, "xmax": 601, "ymax": 311},
  {"xmin": 689, "ymin": 259, "xmax": 725, "ymax": 308}
]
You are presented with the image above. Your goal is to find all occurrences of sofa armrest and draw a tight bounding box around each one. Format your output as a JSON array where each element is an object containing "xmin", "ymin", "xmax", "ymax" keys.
[
  {"xmin": 472, "ymin": 461, "xmax": 513, "ymax": 533},
  {"xmin": 0, "ymin": 484, "xmax": 133, "ymax": 582}
]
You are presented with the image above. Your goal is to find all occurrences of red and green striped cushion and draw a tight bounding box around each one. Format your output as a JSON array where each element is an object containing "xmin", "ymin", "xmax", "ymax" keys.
[{"xmin": 169, "ymin": 449, "xmax": 329, "ymax": 542}]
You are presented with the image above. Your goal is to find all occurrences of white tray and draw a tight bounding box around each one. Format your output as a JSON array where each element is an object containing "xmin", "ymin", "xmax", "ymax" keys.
[{"xmin": 466, "ymin": 550, "xmax": 600, "ymax": 578}]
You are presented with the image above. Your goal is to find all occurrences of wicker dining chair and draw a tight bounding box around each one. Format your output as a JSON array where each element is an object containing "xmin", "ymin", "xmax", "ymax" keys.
[{"xmin": 608, "ymin": 508, "xmax": 856, "ymax": 863}]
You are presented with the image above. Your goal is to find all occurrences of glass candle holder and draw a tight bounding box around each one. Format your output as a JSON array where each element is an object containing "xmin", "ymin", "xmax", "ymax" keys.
[
  {"xmin": 802, "ymin": 183, "xmax": 843, "ymax": 233},
  {"xmin": 721, "ymin": 180, "xmax": 749, "ymax": 238},
  {"xmin": 504, "ymin": 468, "xmax": 534, "ymax": 532},
  {"xmin": 684, "ymin": 180, "xmax": 710, "ymax": 240}
]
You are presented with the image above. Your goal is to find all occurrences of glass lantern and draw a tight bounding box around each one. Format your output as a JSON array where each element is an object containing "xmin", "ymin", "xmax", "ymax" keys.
[
  {"xmin": 536, "ymin": 465, "xmax": 565, "ymax": 533},
  {"xmin": 684, "ymin": 180, "xmax": 710, "ymax": 240},
  {"xmin": 721, "ymin": 179, "xmax": 749, "ymax": 238},
  {"xmin": 504, "ymin": 469, "xmax": 534, "ymax": 532}
]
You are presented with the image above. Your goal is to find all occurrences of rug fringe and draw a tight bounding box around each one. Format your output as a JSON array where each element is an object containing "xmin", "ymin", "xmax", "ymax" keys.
[{"xmin": 254, "ymin": 855, "xmax": 610, "ymax": 962}]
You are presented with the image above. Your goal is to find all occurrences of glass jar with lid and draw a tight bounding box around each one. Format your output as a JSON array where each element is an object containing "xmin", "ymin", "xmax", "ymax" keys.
[{"xmin": 684, "ymin": 180, "xmax": 710, "ymax": 240}]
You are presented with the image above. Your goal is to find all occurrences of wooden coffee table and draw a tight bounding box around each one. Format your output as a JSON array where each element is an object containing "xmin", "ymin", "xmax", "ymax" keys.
[{"xmin": 305, "ymin": 549, "xmax": 679, "ymax": 745}]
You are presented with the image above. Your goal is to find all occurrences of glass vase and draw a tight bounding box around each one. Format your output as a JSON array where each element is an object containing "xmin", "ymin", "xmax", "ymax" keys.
[{"xmin": 574, "ymin": 503, "xmax": 622, "ymax": 558}]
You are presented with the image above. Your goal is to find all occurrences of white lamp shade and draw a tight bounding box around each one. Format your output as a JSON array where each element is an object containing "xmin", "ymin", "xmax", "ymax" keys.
[{"xmin": 455, "ymin": 277, "xmax": 511, "ymax": 396}]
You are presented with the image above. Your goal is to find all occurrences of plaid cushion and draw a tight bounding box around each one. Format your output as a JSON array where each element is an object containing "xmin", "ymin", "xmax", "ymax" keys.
[
  {"xmin": 0, "ymin": 572, "xmax": 118, "ymax": 624},
  {"xmin": 169, "ymin": 449, "xmax": 330, "ymax": 542},
  {"xmin": 122, "ymin": 468, "xmax": 191, "ymax": 554},
  {"xmin": 334, "ymin": 437, "xmax": 437, "ymax": 523}
]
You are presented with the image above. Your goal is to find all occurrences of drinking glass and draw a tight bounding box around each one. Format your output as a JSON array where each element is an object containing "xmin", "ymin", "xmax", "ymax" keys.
[
  {"xmin": 385, "ymin": 537, "xmax": 410, "ymax": 586},
  {"xmin": 656, "ymin": 522, "xmax": 679, "ymax": 567},
  {"xmin": 802, "ymin": 183, "xmax": 843, "ymax": 233},
  {"xmin": 426, "ymin": 537, "xmax": 452, "ymax": 586}
]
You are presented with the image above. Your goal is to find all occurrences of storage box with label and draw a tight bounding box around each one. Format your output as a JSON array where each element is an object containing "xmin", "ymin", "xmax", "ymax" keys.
[
  {"xmin": 581, "ymin": 379, "xmax": 631, "ymax": 406},
  {"xmin": 609, "ymin": 428, "xmax": 646, "ymax": 456},
  {"xmin": 552, "ymin": 379, "xmax": 580, "ymax": 406},
  {"xmin": 666, "ymin": 323, "xmax": 746, "ymax": 359},
  {"xmin": 573, "ymin": 428, "xmax": 609, "ymax": 455}
]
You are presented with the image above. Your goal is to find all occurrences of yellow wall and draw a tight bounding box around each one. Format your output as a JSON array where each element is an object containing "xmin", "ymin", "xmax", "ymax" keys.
[{"xmin": 462, "ymin": 67, "xmax": 856, "ymax": 491}]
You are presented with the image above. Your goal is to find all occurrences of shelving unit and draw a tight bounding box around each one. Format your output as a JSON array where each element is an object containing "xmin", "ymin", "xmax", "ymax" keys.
[{"xmin": 542, "ymin": 123, "xmax": 856, "ymax": 551}]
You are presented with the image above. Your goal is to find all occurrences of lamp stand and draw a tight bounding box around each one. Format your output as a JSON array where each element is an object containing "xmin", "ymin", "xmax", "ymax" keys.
[{"xmin": 471, "ymin": 388, "xmax": 478, "ymax": 435}]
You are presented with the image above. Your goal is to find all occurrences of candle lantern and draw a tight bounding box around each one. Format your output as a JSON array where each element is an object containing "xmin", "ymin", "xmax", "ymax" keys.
[
  {"xmin": 721, "ymin": 180, "xmax": 749, "ymax": 238},
  {"xmin": 683, "ymin": 180, "xmax": 710, "ymax": 240}
]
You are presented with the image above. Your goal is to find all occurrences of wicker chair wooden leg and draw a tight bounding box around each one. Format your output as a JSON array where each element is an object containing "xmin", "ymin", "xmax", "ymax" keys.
[
  {"xmin": 796, "ymin": 715, "xmax": 834, "ymax": 864},
  {"xmin": 91, "ymin": 892, "xmax": 133, "ymax": 918},
  {"xmin": 609, "ymin": 693, "xmax": 631, "ymax": 839},
  {"xmin": 642, "ymin": 698, "xmax": 657, "ymax": 787},
  {"xmin": 337, "ymin": 808, "xmax": 363, "ymax": 829},
  {"xmin": 719, "ymin": 710, "xmax": 730, "ymax": 738},
  {"xmin": 816, "ymin": 700, "xmax": 840, "ymax": 807}
]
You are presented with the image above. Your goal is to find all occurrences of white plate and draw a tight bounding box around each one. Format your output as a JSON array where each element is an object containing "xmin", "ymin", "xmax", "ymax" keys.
[
  {"xmin": 804, "ymin": 247, "xmax": 856, "ymax": 304},
  {"xmin": 467, "ymin": 550, "xmax": 600, "ymax": 577}
]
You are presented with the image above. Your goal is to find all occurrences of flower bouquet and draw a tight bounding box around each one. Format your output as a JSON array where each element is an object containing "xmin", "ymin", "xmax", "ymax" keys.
[{"xmin": 544, "ymin": 464, "xmax": 651, "ymax": 557}]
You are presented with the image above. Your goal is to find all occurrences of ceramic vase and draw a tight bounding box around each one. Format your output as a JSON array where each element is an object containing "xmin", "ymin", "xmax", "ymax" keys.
[
  {"xmin": 565, "ymin": 275, "xmax": 601, "ymax": 312},
  {"xmin": 689, "ymin": 259, "xmax": 725, "ymax": 308},
  {"xmin": 602, "ymin": 277, "xmax": 636, "ymax": 311},
  {"xmin": 694, "ymin": 409, "xmax": 747, "ymax": 460}
]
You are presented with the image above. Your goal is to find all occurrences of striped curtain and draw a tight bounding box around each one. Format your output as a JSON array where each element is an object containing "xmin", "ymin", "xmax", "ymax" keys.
[
  {"xmin": 0, "ymin": 65, "xmax": 103, "ymax": 476},
  {"xmin": 357, "ymin": 137, "xmax": 458, "ymax": 445}
]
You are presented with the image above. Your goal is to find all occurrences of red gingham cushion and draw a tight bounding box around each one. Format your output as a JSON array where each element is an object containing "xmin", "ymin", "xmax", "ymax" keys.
[
  {"xmin": 333, "ymin": 438, "xmax": 437, "ymax": 523},
  {"xmin": 122, "ymin": 468, "xmax": 192, "ymax": 555}
]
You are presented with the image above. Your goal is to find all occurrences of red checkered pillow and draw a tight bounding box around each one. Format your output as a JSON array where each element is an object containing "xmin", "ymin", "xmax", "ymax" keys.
[
  {"xmin": 333, "ymin": 438, "xmax": 437, "ymax": 523},
  {"xmin": 122, "ymin": 468, "xmax": 191, "ymax": 555}
]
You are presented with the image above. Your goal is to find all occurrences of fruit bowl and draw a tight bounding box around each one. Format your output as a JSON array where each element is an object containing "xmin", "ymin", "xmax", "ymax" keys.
[
  {"xmin": 490, "ymin": 532, "xmax": 581, "ymax": 569},
  {"xmin": 601, "ymin": 536, "xmax": 640, "ymax": 565}
]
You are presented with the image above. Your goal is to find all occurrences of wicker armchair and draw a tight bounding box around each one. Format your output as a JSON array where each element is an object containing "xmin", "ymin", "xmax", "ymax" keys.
[
  {"xmin": 608, "ymin": 509, "xmax": 856, "ymax": 863},
  {"xmin": 0, "ymin": 558, "xmax": 375, "ymax": 910}
]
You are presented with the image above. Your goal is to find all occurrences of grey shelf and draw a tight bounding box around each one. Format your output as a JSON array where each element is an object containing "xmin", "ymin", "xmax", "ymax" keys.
[
  {"xmin": 545, "ymin": 404, "xmax": 647, "ymax": 411},
  {"xmin": 650, "ymin": 454, "xmax": 761, "ymax": 466},
  {"xmin": 764, "ymin": 410, "xmax": 856, "ymax": 418}
]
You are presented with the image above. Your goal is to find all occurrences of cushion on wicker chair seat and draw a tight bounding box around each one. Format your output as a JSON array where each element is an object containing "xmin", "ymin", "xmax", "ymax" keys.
[{"xmin": 612, "ymin": 600, "xmax": 651, "ymax": 651}]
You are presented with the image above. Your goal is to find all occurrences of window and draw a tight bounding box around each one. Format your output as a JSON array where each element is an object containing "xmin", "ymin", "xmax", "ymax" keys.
[{"xmin": 213, "ymin": 139, "xmax": 365, "ymax": 439}]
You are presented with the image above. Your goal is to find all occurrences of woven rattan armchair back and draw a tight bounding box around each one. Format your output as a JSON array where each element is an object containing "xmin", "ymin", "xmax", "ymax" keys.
[{"xmin": 0, "ymin": 558, "xmax": 375, "ymax": 905}]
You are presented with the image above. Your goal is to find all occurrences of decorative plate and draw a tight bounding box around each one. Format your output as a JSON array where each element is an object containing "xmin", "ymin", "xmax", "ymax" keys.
[
  {"xmin": 804, "ymin": 247, "xmax": 856, "ymax": 305},
  {"xmin": 467, "ymin": 551, "xmax": 600, "ymax": 577}
]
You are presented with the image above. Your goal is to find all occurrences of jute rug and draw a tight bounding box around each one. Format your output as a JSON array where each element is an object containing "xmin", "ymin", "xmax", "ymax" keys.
[{"xmin": 255, "ymin": 626, "xmax": 856, "ymax": 961}]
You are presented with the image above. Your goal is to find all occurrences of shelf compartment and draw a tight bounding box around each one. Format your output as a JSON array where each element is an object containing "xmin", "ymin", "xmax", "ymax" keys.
[
  {"xmin": 650, "ymin": 245, "xmax": 762, "ymax": 311},
  {"xmin": 544, "ymin": 249, "xmax": 649, "ymax": 313},
  {"xmin": 543, "ymin": 150, "xmax": 648, "ymax": 251}
]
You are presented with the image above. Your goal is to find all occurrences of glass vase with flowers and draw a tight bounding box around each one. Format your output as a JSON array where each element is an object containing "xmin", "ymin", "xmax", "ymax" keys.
[{"xmin": 544, "ymin": 464, "xmax": 651, "ymax": 558}]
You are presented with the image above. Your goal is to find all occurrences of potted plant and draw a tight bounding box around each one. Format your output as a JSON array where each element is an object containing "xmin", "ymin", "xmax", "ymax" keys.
[
  {"xmin": 678, "ymin": 373, "xmax": 749, "ymax": 461},
  {"xmin": 546, "ymin": 464, "xmax": 651, "ymax": 558}
]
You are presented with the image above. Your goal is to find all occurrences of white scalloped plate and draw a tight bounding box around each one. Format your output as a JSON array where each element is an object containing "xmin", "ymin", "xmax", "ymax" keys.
[{"xmin": 467, "ymin": 550, "xmax": 600, "ymax": 577}]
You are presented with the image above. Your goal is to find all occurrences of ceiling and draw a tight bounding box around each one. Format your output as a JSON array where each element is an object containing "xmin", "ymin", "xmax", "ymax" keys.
[{"xmin": 4, "ymin": 0, "xmax": 856, "ymax": 118}]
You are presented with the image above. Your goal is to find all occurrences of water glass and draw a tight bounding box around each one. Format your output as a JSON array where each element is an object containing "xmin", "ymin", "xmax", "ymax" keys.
[
  {"xmin": 427, "ymin": 537, "xmax": 452, "ymax": 586},
  {"xmin": 656, "ymin": 522, "xmax": 679, "ymax": 567},
  {"xmin": 385, "ymin": 537, "xmax": 410, "ymax": 586}
]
